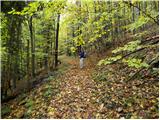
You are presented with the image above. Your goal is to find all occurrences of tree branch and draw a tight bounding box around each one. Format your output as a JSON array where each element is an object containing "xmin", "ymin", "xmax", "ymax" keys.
[
  {"xmin": 112, "ymin": 47, "xmax": 145, "ymax": 64},
  {"xmin": 123, "ymin": 1, "xmax": 159, "ymax": 25},
  {"xmin": 111, "ymin": 35, "xmax": 159, "ymax": 64},
  {"xmin": 141, "ymin": 35, "xmax": 159, "ymax": 44},
  {"xmin": 127, "ymin": 56, "xmax": 159, "ymax": 82}
]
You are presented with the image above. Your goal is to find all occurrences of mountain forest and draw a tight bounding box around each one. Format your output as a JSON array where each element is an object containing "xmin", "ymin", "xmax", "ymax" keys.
[{"xmin": 1, "ymin": 0, "xmax": 159, "ymax": 119}]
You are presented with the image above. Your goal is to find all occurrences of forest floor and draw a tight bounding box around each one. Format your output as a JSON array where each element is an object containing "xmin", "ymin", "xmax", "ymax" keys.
[
  {"xmin": 2, "ymin": 54, "xmax": 159, "ymax": 119},
  {"xmin": 2, "ymin": 55, "xmax": 106, "ymax": 119}
]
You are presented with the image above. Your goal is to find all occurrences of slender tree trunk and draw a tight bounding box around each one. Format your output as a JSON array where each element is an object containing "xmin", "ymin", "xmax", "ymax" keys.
[
  {"xmin": 29, "ymin": 16, "xmax": 35, "ymax": 77},
  {"xmin": 27, "ymin": 33, "xmax": 30, "ymax": 89},
  {"xmin": 132, "ymin": 4, "xmax": 135, "ymax": 34},
  {"xmin": 55, "ymin": 14, "xmax": 60, "ymax": 68}
]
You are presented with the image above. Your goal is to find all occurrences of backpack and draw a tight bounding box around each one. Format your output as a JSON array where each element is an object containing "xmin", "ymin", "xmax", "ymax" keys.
[{"xmin": 84, "ymin": 52, "xmax": 87, "ymax": 58}]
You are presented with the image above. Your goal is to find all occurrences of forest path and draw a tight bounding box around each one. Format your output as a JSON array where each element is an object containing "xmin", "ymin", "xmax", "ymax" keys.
[
  {"xmin": 3, "ymin": 55, "xmax": 158, "ymax": 119},
  {"xmin": 47, "ymin": 57, "xmax": 105, "ymax": 118},
  {"xmin": 2, "ymin": 56, "xmax": 107, "ymax": 119}
]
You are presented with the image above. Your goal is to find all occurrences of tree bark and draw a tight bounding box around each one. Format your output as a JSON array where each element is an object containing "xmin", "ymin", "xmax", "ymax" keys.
[
  {"xmin": 27, "ymin": 20, "xmax": 30, "ymax": 88},
  {"xmin": 29, "ymin": 16, "xmax": 35, "ymax": 77},
  {"xmin": 55, "ymin": 14, "xmax": 60, "ymax": 68}
]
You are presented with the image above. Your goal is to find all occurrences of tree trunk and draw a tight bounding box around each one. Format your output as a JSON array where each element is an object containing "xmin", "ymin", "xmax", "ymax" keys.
[
  {"xmin": 55, "ymin": 14, "xmax": 60, "ymax": 68},
  {"xmin": 29, "ymin": 16, "xmax": 35, "ymax": 77},
  {"xmin": 27, "ymin": 30, "xmax": 30, "ymax": 88}
]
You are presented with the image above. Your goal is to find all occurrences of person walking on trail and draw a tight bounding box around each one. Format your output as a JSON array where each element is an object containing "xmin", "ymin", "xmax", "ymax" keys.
[{"xmin": 79, "ymin": 50, "xmax": 86, "ymax": 69}]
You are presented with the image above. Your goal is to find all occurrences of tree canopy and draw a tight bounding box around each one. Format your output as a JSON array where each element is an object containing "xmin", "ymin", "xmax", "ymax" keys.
[{"xmin": 1, "ymin": 0, "xmax": 159, "ymax": 119}]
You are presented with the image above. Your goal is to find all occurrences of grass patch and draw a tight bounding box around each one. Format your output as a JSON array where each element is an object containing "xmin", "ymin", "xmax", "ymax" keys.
[
  {"xmin": 1, "ymin": 105, "xmax": 11, "ymax": 116},
  {"xmin": 43, "ymin": 85, "xmax": 53, "ymax": 98},
  {"xmin": 92, "ymin": 71, "xmax": 108, "ymax": 82}
]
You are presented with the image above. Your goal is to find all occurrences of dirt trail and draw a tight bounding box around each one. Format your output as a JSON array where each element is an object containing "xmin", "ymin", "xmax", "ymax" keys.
[
  {"xmin": 47, "ymin": 58, "xmax": 105, "ymax": 119},
  {"xmin": 2, "ymin": 57, "xmax": 107, "ymax": 119},
  {"xmin": 3, "ymin": 55, "xmax": 158, "ymax": 119}
]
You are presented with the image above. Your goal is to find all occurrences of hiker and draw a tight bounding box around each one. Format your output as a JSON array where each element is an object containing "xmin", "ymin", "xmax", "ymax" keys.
[{"xmin": 79, "ymin": 50, "xmax": 86, "ymax": 69}]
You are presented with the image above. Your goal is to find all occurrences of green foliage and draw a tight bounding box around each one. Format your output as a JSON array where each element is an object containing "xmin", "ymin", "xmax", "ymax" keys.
[
  {"xmin": 126, "ymin": 15, "xmax": 150, "ymax": 31},
  {"xmin": 112, "ymin": 40, "xmax": 141, "ymax": 54},
  {"xmin": 24, "ymin": 99, "xmax": 34, "ymax": 116},
  {"xmin": 146, "ymin": 5, "xmax": 159, "ymax": 19},
  {"xmin": 1, "ymin": 105, "xmax": 11, "ymax": 116},
  {"xmin": 98, "ymin": 55, "xmax": 149, "ymax": 69},
  {"xmin": 8, "ymin": 2, "xmax": 40, "ymax": 16},
  {"xmin": 25, "ymin": 99, "xmax": 34, "ymax": 108},
  {"xmin": 92, "ymin": 71, "xmax": 107, "ymax": 82},
  {"xmin": 70, "ymin": 47, "xmax": 76, "ymax": 53},
  {"xmin": 133, "ymin": 31, "xmax": 148, "ymax": 38},
  {"xmin": 1, "ymin": 13, "xmax": 8, "ymax": 59},
  {"xmin": 98, "ymin": 55, "xmax": 122, "ymax": 66},
  {"xmin": 98, "ymin": 34, "xmax": 152, "ymax": 68},
  {"xmin": 44, "ymin": 89, "xmax": 52, "ymax": 97},
  {"xmin": 1, "ymin": 0, "xmax": 159, "ymax": 119},
  {"xmin": 48, "ymin": 76, "xmax": 54, "ymax": 81},
  {"xmin": 44, "ymin": 85, "xmax": 53, "ymax": 98},
  {"xmin": 122, "ymin": 58, "xmax": 149, "ymax": 68},
  {"xmin": 25, "ymin": 107, "xmax": 33, "ymax": 117}
]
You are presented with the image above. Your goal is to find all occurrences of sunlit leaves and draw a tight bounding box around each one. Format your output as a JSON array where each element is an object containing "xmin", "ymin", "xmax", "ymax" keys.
[
  {"xmin": 70, "ymin": 47, "xmax": 76, "ymax": 53},
  {"xmin": 112, "ymin": 40, "xmax": 141, "ymax": 54},
  {"xmin": 131, "ymin": 0, "xmax": 138, "ymax": 4},
  {"xmin": 97, "ymin": 59, "xmax": 106, "ymax": 66},
  {"xmin": 8, "ymin": 2, "xmax": 40, "ymax": 16},
  {"xmin": 126, "ymin": 15, "xmax": 150, "ymax": 31},
  {"xmin": 8, "ymin": 9, "xmax": 16, "ymax": 14},
  {"xmin": 8, "ymin": 0, "xmax": 66, "ymax": 19},
  {"xmin": 122, "ymin": 58, "xmax": 149, "ymax": 68},
  {"xmin": 98, "ymin": 55, "xmax": 122, "ymax": 66},
  {"xmin": 98, "ymin": 39, "xmax": 150, "ymax": 68}
]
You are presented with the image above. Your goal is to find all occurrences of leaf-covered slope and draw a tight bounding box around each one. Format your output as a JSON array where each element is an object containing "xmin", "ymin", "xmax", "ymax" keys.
[{"xmin": 2, "ymin": 55, "xmax": 158, "ymax": 119}]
